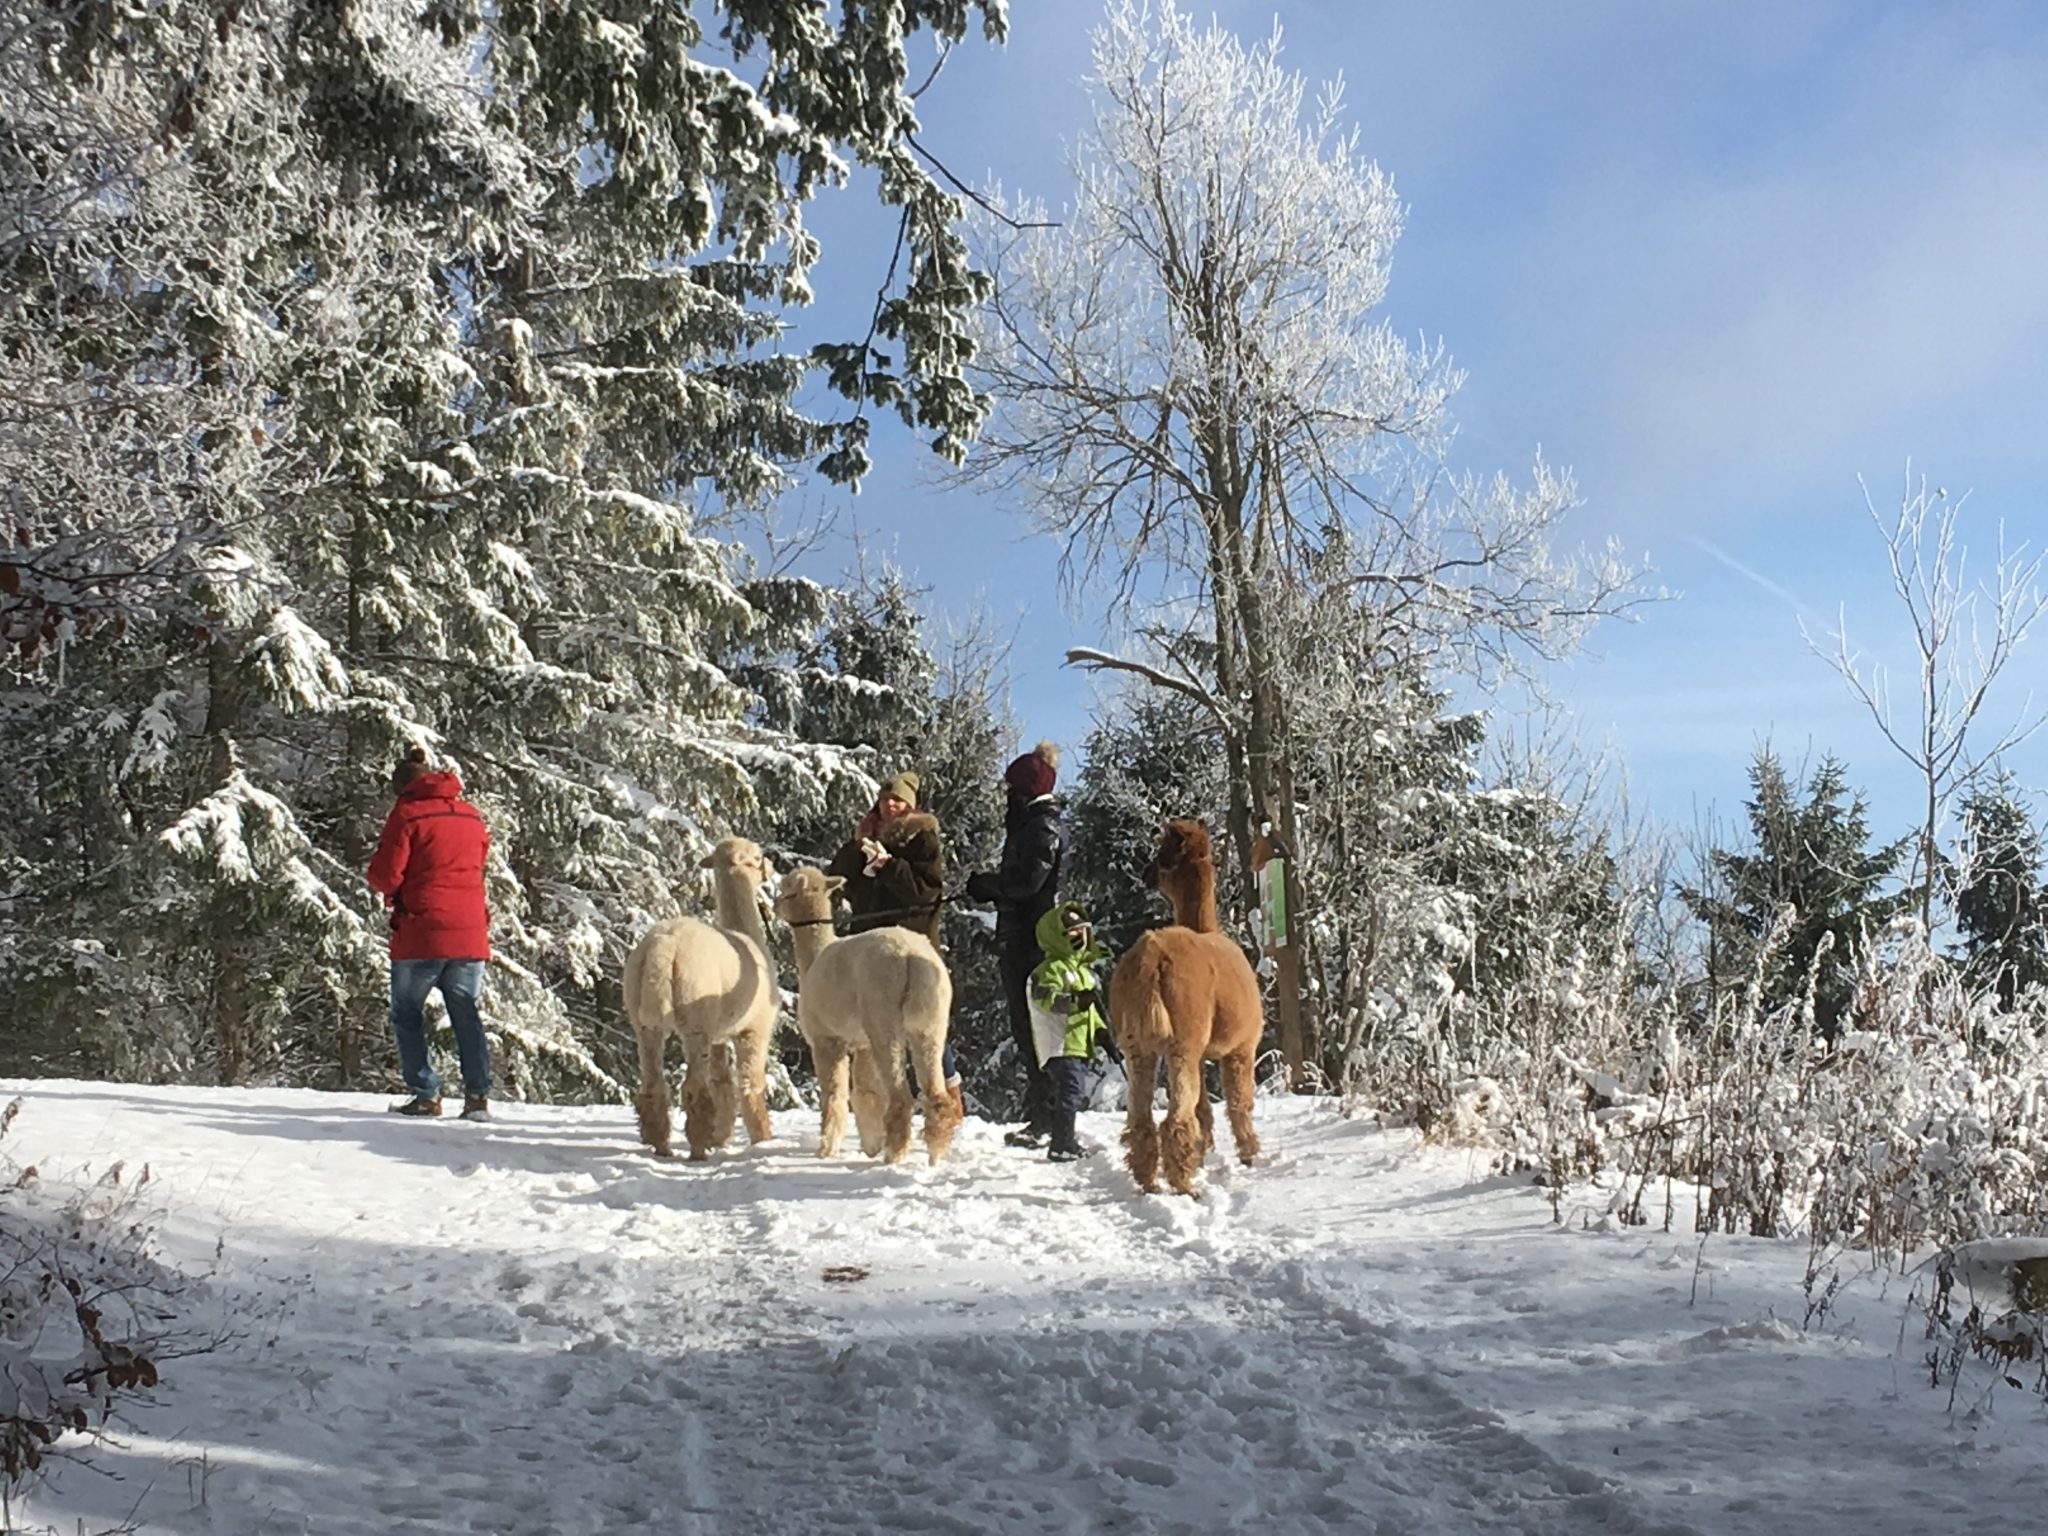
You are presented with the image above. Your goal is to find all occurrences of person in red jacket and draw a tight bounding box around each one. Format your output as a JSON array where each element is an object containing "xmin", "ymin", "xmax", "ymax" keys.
[{"xmin": 366, "ymin": 747, "xmax": 494, "ymax": 1120}]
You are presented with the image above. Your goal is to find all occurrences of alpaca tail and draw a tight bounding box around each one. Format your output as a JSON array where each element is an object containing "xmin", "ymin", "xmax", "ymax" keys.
[
  {"xmin": 621, "ymin": 927, "xmax": 676, "ymax": 1039},
  {"xmin": 1111, "ymin": 935, "xmax": 1174, "ymax": 1058},
  {"xmin": 623, "ymin": 932, "xmax": 673, "ymax": 1155}
]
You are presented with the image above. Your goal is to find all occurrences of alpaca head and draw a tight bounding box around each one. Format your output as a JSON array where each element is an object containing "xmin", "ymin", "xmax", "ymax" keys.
[
  {"xmin": 772, "ymin": 864, "xmax": 844, "ymax": 928},
  {"xmin": 1147, "ymin": 818, "xmax": 1219, "ymax": 932},
  {"xmin": 700, "ymin": 836, "xmax": 773, "ymax": 891},
  {"xmin": 1147, "ymin": 818, "xmax": 1213, "ymax": 884}
]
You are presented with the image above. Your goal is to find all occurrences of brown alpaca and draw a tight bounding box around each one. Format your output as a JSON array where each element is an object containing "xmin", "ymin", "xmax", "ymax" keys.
[{"xmin": 1109, "ymin": 819, "xmax": 1263, "ymax": 1196}]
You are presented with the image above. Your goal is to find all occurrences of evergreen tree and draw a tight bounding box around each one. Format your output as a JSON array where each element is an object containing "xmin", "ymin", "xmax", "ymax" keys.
[
  {"xmin": 1954, "ymin": 778, "xmax": 2048, "ymax": 1007},
  {"xmin": 0, "ymin": 0, "xmax": 1010, "ymax": 1089},
  {"xmin": 1066, "ymin": 681, "xmax": 1234, "ymax": 960},
  {"xmin": 1681, "ymin": 751, "xmax": 1911, "ymax": 1037}
]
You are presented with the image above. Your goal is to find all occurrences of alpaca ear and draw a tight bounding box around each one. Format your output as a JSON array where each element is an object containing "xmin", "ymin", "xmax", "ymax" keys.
[
  {"xmin": 697, "ymin": 852, "xmax": 716, "ymax": 870},
  {"xmin": 824, "ymin": 875, "xmax": 846, "ymax": 894}
]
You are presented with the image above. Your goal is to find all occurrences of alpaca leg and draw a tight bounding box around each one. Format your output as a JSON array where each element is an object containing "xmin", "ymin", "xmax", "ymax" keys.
[
  {"xmin": 735, "ymin": 1018, "xmax": 774, "ymax": 1144},
  {"xmin": 1160, "ymin": 1044, "xmax": 1206, "ymax": 1196},
  {"xmin": 632, "ymin": 1024, "xmax": 674, "ymax": 1158},
  {"xmin": 813, "ymin": 1037, "xmax": 851, "ymax": 1158},
  {"xmin": 874, "ymin": 1045, "xmax": 915, "ymax": 1164},
  {"xmin": 849, "ymin": 1049, "xmax": 890, "ymax": 1158},
  {"xmin": 912, "ymin": 1033, "xmax": 958, "ymax": 1165},
  {"xmin": 1121, "ymin": 1048, "xmax": 1161, "ymax": 1194},
  {"xmin": 1196, "ymin": 1083, "xmax": 1216, "ymax": 1160},
  {"xmin": 705, "ymin": 1038, "xmax": 740, "ymax": 1150},
  {"xmin": 1220, "ymin": 1048, "xmax": 1261, "ymax": 1166},
  {"xmin": 681, "ymin": 1034, "xmax": 721, "ymax": 1161}
]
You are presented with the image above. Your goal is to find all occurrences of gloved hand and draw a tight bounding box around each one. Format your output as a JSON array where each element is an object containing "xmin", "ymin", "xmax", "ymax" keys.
[
  {"xmin": 963, "ymin": 870, "xmax": 995, "ymax": 902},
  {"xmin": 1094, "ymin": 1024, "xmax": 1124, "ymax": 1065}
]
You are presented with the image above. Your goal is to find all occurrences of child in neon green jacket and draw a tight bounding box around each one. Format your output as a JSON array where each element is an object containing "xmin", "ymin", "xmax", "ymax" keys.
[{"xmin": 1027, "ymin": 901, "xmax": 1112, "ymax": 1162}]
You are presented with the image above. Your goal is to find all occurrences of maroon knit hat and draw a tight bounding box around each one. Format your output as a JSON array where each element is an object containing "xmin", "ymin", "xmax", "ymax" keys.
[{"xmin": 1003, "ymin": 740, "xmax": 1059, "ymax": 798}]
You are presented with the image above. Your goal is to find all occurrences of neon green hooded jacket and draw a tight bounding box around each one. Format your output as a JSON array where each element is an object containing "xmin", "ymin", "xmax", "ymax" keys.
[{"xmin": 1029, "ymin": 901, "xmax": 1111, "ymax": 1060}]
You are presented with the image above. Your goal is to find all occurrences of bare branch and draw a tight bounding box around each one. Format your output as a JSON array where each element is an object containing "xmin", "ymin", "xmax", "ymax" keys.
[{"xmin": 1063, "ymin": 645, "xmax": 1232, "ymax": 728}]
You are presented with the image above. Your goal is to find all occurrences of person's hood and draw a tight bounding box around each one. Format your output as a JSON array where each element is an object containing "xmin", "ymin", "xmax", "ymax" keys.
[
  {"xmin": 397, "ymin": 770, "xmax": 464, "ymax": 802},
  {"xmin": 1034, "ymin": 901, "xmax": 1096, "ymax": 961}
]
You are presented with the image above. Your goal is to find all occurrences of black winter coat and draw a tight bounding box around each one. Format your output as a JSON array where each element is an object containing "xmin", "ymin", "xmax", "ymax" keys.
[{"xmin": 965, "ymin": 792, "xmax": 1064, "ymax": 940}]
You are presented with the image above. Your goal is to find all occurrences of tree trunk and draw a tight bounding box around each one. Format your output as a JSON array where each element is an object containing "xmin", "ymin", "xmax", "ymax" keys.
[
  {"xmin": 203, "ymin": 632, "xmax": 251, "ymax": 1084},
  {"xmin": 337, "ymin": 506, "xmax": 372, "ymax": 1087}
]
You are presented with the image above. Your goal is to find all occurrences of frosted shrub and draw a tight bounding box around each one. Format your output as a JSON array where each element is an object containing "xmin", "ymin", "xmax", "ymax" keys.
[
  {"xmin": 1917, "ymin": 1238, "xmax": 2048, "ymax": 1409},
  {"xmin": 0, "ymin": 1100, "xmax": 188, "ymax": 1528},
  {"xmin": 1430, "ymin": 912, "xmax": 2048, "ymax": 1255}
]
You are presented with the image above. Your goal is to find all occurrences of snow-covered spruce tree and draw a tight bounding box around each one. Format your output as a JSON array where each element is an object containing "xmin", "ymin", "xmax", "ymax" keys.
[
  {"xmin": 0, "ymin": 2, "xmax": 489, "ymax": 1083},
  {"xmin": 1679, "ymin": 750, "xmax": 1911, "ymax": 1040},
  {"xmin": 1065, "ymin": 675, "xmax": 1235, "ymax": 962},
  {"xmin": 1953, "ymin": 776, "xmax": 2048, "ymax": 1009},
  {"xmin": 1, "ymin": 0, "xmax": 1010, "ymax": 1091},
  {"xmin": 956, "ymin": 0, "xmax": 1644, "ymax": 1084}
]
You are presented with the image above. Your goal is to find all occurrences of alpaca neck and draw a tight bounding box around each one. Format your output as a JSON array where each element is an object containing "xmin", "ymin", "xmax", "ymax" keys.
[
  {"xmin": 714, "ymin": 875, "xmax": 770, "ymax": 954},
  {"xmin": 1163, "ymin": 867, "xmax": 1220, "ymax": 934},
  {"xmin": 786, "ymin": 918, "xmax": 834, "ymax": 978}
]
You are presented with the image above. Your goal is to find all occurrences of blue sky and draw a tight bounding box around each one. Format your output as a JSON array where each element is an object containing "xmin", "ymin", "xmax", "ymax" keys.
[{"xmin": 776, "ymin": 0, "xmax": 2048, "ymax": 848}]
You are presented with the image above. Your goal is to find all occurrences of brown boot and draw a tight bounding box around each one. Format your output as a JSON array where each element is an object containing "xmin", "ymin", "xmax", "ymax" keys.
[
  {"xmin": 459, "ymin": 1094, "xmax": 492, "ymax": 1122},
  {"xmin": 389, "ymin": 1095, "xmax": 442, "ymax": 1117}
]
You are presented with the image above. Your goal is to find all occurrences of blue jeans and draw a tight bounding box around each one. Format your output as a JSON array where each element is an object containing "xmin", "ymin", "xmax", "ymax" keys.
[
  {"xmin": 390, "ymin": 959, "xmax": 490, "ymax": 1099},
  {"xmin": 909, "ymin": 1041, "xmax": 959, "ymax": 1089}
]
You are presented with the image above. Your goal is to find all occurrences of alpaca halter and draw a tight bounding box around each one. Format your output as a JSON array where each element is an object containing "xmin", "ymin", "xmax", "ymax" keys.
[{"xmin": 783, "ymin": 898, "xmax": 944, "ymax": 930}]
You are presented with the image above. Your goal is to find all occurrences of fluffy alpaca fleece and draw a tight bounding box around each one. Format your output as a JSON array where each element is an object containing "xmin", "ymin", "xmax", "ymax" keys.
[
  {"xmin": 1109, "ymin": 819, "xmax": 1263, "ymax": 1196},
  {"xmin": 773, "ymin": 866, "xmax": 959, "ymax": 1166},
  {"xmin": 622, "ymin": 837, "xmax": 779, "ymax": 1160}
]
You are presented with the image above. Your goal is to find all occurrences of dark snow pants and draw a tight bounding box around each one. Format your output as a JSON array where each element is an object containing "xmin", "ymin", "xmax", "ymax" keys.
[
  {"xmin": 1046, "ymin": 1055, "xmax": 1089, "ymax": 1154},
  {"xmin": 999, "ymin": 931, "xmax": 1051, "ymax": 1131}
]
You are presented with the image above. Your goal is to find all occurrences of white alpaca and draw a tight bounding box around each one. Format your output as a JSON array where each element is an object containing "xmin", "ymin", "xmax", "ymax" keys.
[
  {"xmin": 772, "ymin": 866, "xmax": 959, "ymax": 1166},
  {"xmin": 622, "ymin": 837, "xmax": 778, "ymax": 1161}
]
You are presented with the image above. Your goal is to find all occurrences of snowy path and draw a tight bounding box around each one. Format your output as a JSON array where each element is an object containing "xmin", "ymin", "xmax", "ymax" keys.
[{"xmin": 8, "ymin": 1082, "xmax": 2044, "ymax": 1535}]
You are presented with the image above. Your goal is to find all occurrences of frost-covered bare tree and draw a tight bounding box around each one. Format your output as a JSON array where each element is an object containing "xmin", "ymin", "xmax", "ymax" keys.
[
  {"xmin": 1811, "ymin": 471, "xmax": 2048, "ymax": 935},
  {"xmin": 955, "ymin": 0, "xmax": 1644, "ymax": 1081}
]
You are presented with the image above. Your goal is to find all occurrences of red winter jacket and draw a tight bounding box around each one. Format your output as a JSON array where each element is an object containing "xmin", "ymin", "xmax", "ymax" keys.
[{"xmin": 366, "ymin": 771, "xmax": 492, "ymax": 961}]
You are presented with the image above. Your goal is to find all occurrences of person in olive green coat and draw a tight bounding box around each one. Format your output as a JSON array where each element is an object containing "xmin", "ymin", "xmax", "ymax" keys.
[{"xmin": 823, "ymin": 771, "xmax": 960, "ymax": 1106}]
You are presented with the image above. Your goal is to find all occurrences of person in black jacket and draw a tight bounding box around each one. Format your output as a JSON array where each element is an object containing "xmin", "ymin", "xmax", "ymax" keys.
[{"xmin": 963, "ymin": 741, "xmax": 1066, "ymax": 1147}]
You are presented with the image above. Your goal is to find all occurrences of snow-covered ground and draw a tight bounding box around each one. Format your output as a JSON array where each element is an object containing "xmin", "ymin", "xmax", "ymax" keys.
[{"xmin": 6, "ymin": 1079, "xmax": 2046, "ymax": 1535}]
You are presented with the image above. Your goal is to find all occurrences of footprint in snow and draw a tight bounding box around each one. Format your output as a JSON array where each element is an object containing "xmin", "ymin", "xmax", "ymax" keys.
[{"xmin": 1109, "ymin": 1457, "xmax": 1178, "ymax": 1488}]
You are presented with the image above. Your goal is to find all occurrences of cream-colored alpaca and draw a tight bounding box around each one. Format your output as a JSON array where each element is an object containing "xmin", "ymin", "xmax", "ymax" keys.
[
  {"xmin": 622, "ymin": 837, "xmax": 778, "ymax": 1161},
  {"xmin": 772, "ymin": 866, "xmax": 959, "ymax": 1166}
]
